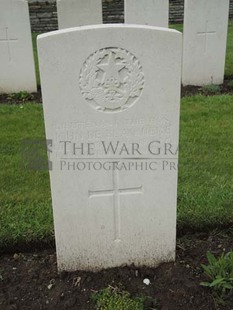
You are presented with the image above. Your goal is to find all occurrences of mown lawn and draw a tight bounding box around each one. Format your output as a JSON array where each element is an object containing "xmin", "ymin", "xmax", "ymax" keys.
[
  {"xmin": 178, "ymin": 95, "xmax": 233, "ymax": 230},
  {"xmin": 0, "ymin": 104, "xmax": 53, "ymax": 247},
  {"xmin": 0, "ymin": 95, "xmax": 233, "ymax": 247},
  {"xmin": 32, "ymin": 32, "xmax": 40, "ymax": 86}
]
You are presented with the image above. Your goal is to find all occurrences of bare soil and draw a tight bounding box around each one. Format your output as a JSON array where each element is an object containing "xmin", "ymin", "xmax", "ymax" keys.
[{"xmin": 0, "ymin": 231, "xmax": 233, "ymax": 310}]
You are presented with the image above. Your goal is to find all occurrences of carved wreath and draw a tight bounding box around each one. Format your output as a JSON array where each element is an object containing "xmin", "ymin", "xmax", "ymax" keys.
[{"xmin": 79, "ymin": 47, "xmax": 145, "ymax": 112}]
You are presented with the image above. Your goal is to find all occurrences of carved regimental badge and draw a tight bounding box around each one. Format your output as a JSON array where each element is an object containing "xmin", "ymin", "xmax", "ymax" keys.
[{"xmin": 79, "ymin": 47, "xmax": 145, "ymax": 113}]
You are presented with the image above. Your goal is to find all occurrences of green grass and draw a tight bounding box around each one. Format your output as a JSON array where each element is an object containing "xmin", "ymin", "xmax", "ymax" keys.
[
  {"xmin": 0, "ymin": 95, "xmax": 233, "ymax": 247},
  {"xmin": 0, "ymin": 104, "xmax": 53, "ymax": 247},
  {"xmin": 170, "ymin": 21, "xmax": 233, "ymax": 77},
  {"xmin": 32, "ymin": 21, "xmax": 233, "ymax": 86},
  {"xmin": 178, "ymin": 95, "xmax": 233, "ymax": 230},
  {"xmin": 91, "ymin": 287, "xmax": 146, "ymax": 310},
  {"xmin": 225, "ymin": 22, "xmax": 233, "ymax": 77},
  {"xmin": 32, "ymin": 32, "xmax": 40, "ymax": 87}
]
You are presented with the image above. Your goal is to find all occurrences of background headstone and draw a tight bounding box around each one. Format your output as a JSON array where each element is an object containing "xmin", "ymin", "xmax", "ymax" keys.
[
  {"xmin": 38, "ymin": 24, "xmax": 182, "ymax": 271},
  {"xmin": 182, "ymin": 0, "xmax": 230, "ymax": 86},
  {"xmin": 57, "ymin": 0, "xmax": 103, "ymax": 29},
  {"xmin": 125, "ymin": 0, "xmax": 169, "ymax": 27},
  {"xmin": 0, "ymin": 0, "xmax": 37, "ymax": 94}
]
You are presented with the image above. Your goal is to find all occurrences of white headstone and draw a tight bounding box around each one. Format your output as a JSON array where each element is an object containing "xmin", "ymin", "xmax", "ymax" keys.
[
  {"xmin": 57, "ymin": 0, "xmax": 103, "ymax": 29},
  {"xmin": 182, "ymin": 0, "xmax": 229, "ymax": 86},
  {"xmin": 0, "ymin": 0, "xmax": 37, "ymax": 94},
  {"xmin": 125, "ymin": 0, "xmax": 169, "ymax": 27},
  {"xmin": 38, "ymin": 24, "xmax": 182, "ymax": 271}
]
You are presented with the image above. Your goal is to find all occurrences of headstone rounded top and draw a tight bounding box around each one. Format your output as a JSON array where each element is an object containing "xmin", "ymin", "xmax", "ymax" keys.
[
  {"xmin": 38, "ymin": 24, "xmax": 181, "ymax": 40},
  {"xmin": 37, "ymin": 21, "xmax": 182, "ymax": 272}
]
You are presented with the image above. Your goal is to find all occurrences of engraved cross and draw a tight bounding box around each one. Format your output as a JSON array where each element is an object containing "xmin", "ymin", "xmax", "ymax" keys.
[
  {"xmin": 197, "ymin": 20, "xmax": 216, "ymax": 53},
  {"xmin": 88, "ymin": 169, "xmax": 143, "ymax": 242},
  {"xmin": 0, "ymin": 27, "xmax": 18, "ymax": 61}
]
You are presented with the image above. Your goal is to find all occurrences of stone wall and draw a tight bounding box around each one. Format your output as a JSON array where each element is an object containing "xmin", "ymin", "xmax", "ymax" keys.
[
  {"xmin": 28, "ymin": 0, "xmax": 233, "ymax": 33},
  {"xmin": 230, "ymin": 0, "xmax": 233, "ymax": 19},
  {"xmin": 29, "ymin": 0, "xmax": 58, "ymax": 32},
  {"xmin": 169, "ymin": 0, "xmax": 184, "ymax": 24},
  {"xmin": 103, "ymin": 0, "xmax": 124, "ymax": 24}
]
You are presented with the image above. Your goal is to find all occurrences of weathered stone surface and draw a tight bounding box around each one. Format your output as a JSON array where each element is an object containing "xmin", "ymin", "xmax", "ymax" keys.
[
  {"xmin": 125, "ymin": 0, "xmax": 169, "ymax": 27},
  {"xmin": 38, "ymin": 24, "xmax": 182, "ymax": 271},
  {"xmin": 182, "ymin": 0, "xmax": 229, "ymax": 86},
  {"xmin": 57, "ymin": 0, "xmax": 102, "ymax": 29},
  {"xmin": 0, "ymin": 0, "xmax": 37, "ymax": 93}
]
